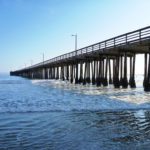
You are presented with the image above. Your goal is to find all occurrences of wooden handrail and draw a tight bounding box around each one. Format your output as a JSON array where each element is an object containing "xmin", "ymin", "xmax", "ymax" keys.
[{"xmin": 15, "ymin": 26, "xmax": 150, "ymax": 72}]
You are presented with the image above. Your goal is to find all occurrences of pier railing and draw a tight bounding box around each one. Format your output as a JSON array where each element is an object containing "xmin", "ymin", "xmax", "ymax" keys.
[{"xmin": 22, "ymin": 26, "xmax": 150, "ymax": 70}]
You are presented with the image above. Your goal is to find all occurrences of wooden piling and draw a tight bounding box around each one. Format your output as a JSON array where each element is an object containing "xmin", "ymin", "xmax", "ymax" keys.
[
  {"xmin": 129, "ymin": 54, "xmax": 136, "ymax": 88},
  {"xmin": 122, "ymin": 53, "xmax": 128, "ymax": 88},
  {"xmin": 79, "ymin": 62, "xmax": 83, "ymax": 83},
  {"xmin": 144, "ymin": 53, "xmax": 150, "ymax": 91},
  {"xmin": 86, "ymin": 61, "xmax": 91, "ymax": 84},
  {"xmin": 97, "ymin": 59, "xmax": 102, "ymax": 86},
  {"xmin": 109, "ymin": 58, "xmax": 113, "ymax": 84},
  {"xmin": 103, "ymin": 57, "xmax": 108, "ymax": 86},
  {"xmin": 70, "ymin": 64, "xmax": 74, "ymax": 83},
  {"xmin": 75, "ymin": 63, "xmax": 79, "ymax": 84},
  {"xmin": 120, "ymin": 56, "xmax": 123, "ymax": 85},
  {"xmin": 113, "ymin": 57, "xmax": 120, "ymax": 88},
  {"xmin": 66, "ymin": 65, "xmax": 69, "ymax": 81},
  {"xmin": 92, "ymin": 60, "xmax": 96, "ymax": 85},
  {"xmin": 83, "ymin": 62, "xmax": 87, "ymax": 85}
]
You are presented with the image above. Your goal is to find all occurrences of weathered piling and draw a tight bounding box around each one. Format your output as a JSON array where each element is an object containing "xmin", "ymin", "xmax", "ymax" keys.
[
  {"xmin": 70, "ymin": 64, "xmax": 74, "ymax": 83},
  {"xmin": 103, "ymin": 57, "xmax": 108, "ymax": 86},
  {"xmin": 96, "ymin": 59, "xmax": 102, "ymax": 86},
  {"xmin": 91, "ymin": 60, "xmax": 96, "ymax": 85},
  {"xmin": 143, "ymin": 53, "xmax": 147, "ymax": 88},
  {"xmin": 122, "ymin": 53, "xmax": 128, "ymax": 88},
  {"xmin": 79, "ymin": 62, "xmax": 83, "ymax": 83},
  {"xmin": 86, "ymin": 61, "xmax": 91, "ymax": 84},
  {"xmin": 100, "ymin": 58, "xmax": 104, "ymax": 85},
  {"xmin": 83, "ymin": 62, "xmax": 87, "ymax": 85},
  {"xmin": 75, "ymin": 63, "xmax": 79, "ymax": 84},
  {"xmin": 56, "ymin": 67, "xmax": 59, "ymax": 80},
  {"xmin": 109, "ymin": 58, "xmax": 113, "ymax": 84},
  {"xmin": 120, "ymin": 56, "xmax": 123, "ymax": 86},
  {"xmin": 144, "ymin": 53, "xmax": 150, "ymax": 91},
  {"xmin": 66, "ymin": 65, "xmax": 69, "ymax": 81},
  {"xmin": 129, "ymin": 54, "xmax": 136, "ymax": 88},
  {"xmin": 96, "ymin": 60, "xmax": 100, "ymax": 86},
  {"xmin": 113, "ymin": 57, "xmax": 120, "ymax": 88}
]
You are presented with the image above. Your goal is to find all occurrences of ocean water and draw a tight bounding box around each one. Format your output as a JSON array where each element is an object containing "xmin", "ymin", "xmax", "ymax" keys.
[{"xmin": 0, "ymin": 74, "xmax": 150, "ymax": 150}]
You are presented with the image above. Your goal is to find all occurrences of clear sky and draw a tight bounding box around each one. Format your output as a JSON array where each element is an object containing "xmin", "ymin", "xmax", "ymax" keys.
[{"xmin": 0, "ymin": 0, "xmax": 150, "ymax": 73}]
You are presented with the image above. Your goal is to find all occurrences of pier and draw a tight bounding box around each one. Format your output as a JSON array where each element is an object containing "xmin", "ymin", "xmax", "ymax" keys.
[{"xmin": 10, "ymin": 26, "xmax": 150, "ymax": 91}]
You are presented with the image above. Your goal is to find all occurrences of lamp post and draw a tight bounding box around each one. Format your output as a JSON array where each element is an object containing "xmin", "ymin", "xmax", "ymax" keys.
[{"xmin": 71, "ymin": 34, "xmax": 77, "ymax": 55}]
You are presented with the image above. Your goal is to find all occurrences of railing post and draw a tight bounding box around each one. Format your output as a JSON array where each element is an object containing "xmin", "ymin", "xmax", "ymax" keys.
[
  {"xmin": 114, "ymin": 38, "xmax": 116, "ymax": 47},
  {"xmin": 105, "ymin": 41, "xmax": 107, "ymax": 48},
  {"xmin": 99, "ymin": 43, "xmax": 101, "ymax": 50},
  {"xmin": 126, "ymin": 34, "xmax": 127, "ymax": 43},
  {"xmin": 139, "ymin": 29, "xmax": 141, "ymax": 41}
]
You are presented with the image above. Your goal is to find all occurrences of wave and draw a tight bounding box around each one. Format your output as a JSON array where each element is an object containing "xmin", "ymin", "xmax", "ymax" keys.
[
  {"xmin": 0, "ymin": 80, "xmax": 24, "ymax": 84},
  {"xmin": 0, "ymin": 108, "xmax": 149, "ymax": 114},
  {"xmin": 0, "ymin": 101, "xmax": 150, "ymax": 113},
  {"xmin": 1, "ymin": 75, "xmax": 150, "ymax": 113}
]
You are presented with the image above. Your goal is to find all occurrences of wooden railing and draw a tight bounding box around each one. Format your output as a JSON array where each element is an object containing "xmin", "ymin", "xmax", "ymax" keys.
[{"xmin": 20, "ymin": 26, "xmax": 150, "ymax": 71}]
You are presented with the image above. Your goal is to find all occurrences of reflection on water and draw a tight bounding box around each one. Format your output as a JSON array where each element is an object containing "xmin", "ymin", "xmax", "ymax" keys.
[
  {"xmin": 0, "ymin": 74, "xmax": 150, "ymax": 149},
  {"xmin": 0, "ymin": 110, "xmax": 150, "ymax": 150}
]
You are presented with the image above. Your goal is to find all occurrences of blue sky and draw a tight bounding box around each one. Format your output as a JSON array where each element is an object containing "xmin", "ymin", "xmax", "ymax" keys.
[{"xmin": 0, "ymin": 0, "xmax": 150, "ymax": 73}]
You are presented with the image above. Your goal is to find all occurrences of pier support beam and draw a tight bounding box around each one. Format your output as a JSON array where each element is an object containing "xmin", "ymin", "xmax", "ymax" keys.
[
  {"xmin": 143, "ymin": 53, "xmax": 148, "ymax": 88},
  {"xmin": 103, "ymin": 57, "xmax": 108, "ymax": 86},
  {"xmin": 120, "ymin": 56, "xmax": 123, "ymax": 86},
  {"xmin": 122, "ymin": 53, "xmax": 128, "ymax": 88},
  {"xmin": 45, "ymin": 68, "xmax": 48, "ymax": 79},
  {"xmin": 101, "ymin": 59, "xmax": 105, "ymax": 85},
  {"xmin": 96, "ymin": 60, "xmax": 100, "ymax": 86},
  {"xmin": 56, "ymin": 67, "xmax": 59, "ymax": 80},
  {"xmin": 86, "ymin": 61, "xmax": 91, "ymax": 84},
  {"xmin": 70, "ymin": 64, "xmax": 74, "ymax": 83},
  {"xmin": 52, "ymin": 67, "xmax": 54, "ymax": 79},
  {"xmin": 42, "ymin": 68, "xmax": 46, "ymax": 79},
  {"xmin": 144, "ymin": 53, "xmax": 150, "ymax": 91},
  {"xmin": 79, "ymin": 62, "xmax": 83, "ymax": 84},
  {"xmin": 83, "ymin": 62, "xmax": 87, "ymax": 85},
  {"xmin": 91, "ymin": 60, "xmax": 96, "ymax": 85},
  {"xmin": 75, "ymin": 63, "xmax": 79, "ymax": 84},
  {"xmin": 129, "ymin": 54, "xmax": 136, "ymax": 88},
  {"xmin": 113, "ymin": 57, "xmax": 120, "ymax": 88},
  {"xmin": 60, "ymin": 66, "xmax": 65, "ymax": 81},
  {"xmin": 66, "ymin": 65, "xmax": 69, "ymax": 81},
  {"xmin": 109, "ymin": 58, "xmax": 113, "ymax": 84},
  {"xmin": 49, "ymin": 68, "xmax": 52, "ymax": 79},
  {"xmin": 98, "ymin": 58, "xmax": 103, "ymax": 86}
]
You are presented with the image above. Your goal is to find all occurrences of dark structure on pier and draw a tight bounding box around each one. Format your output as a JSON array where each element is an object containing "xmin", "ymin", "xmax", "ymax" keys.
[{"xmin": 10, "ymin": 26, "xmax": 150, "ymax": 91}]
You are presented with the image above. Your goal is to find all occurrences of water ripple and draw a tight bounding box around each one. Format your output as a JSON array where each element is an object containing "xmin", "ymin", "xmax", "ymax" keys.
[{"xmin": 0, "ymin": 75, "xmax": 150, "ymax": 149}]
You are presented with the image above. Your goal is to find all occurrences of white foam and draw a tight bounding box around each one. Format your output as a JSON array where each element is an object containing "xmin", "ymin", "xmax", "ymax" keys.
[{"xmin": 0, "ymin": 75, "xmax": 150, "ymax": 113}]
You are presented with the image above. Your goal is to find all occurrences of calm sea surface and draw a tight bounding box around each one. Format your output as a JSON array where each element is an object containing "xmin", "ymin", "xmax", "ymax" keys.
[{"xmin": 0, "ymin": 74, "xmax": 150, "ymax": 150}]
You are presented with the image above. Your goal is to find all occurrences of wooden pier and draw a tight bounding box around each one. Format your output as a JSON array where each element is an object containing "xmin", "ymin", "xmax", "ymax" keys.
[{"xmin": 10, "ymin": 26, "xmax": 150, "ymax": 91}]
